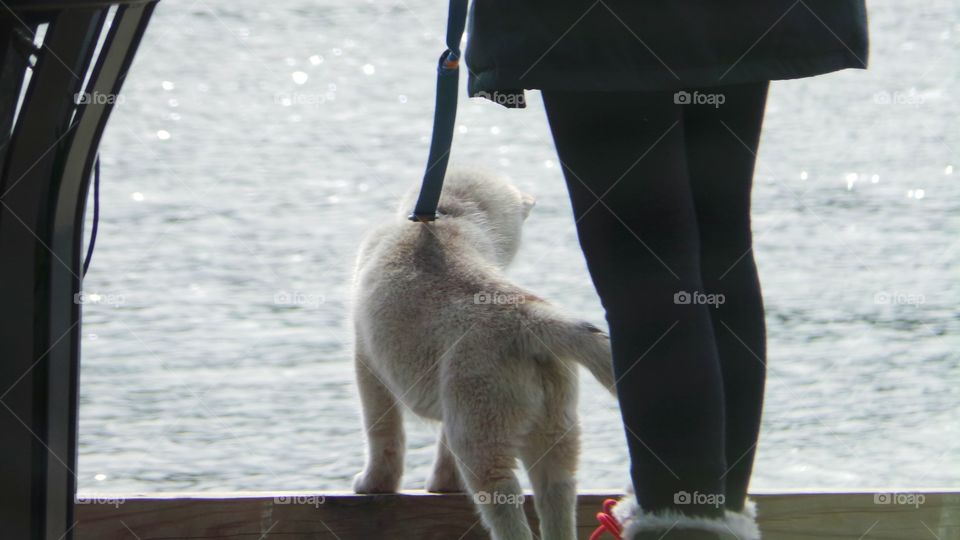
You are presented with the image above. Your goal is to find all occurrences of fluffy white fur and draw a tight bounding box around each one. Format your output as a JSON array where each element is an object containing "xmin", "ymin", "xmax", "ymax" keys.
[
  {"xmin": 351, "ymin": 168, "xmax": 617, "ymax": 540},
  {"xmin": 611, "ymin": 490, "xmax": 761, "ymax": 539}
]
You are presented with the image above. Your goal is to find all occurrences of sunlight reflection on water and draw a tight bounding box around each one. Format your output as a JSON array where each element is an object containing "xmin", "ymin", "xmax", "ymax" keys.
[{"xmin": 78, "ymin": 0, "xmax": 959, "ymax": 492}]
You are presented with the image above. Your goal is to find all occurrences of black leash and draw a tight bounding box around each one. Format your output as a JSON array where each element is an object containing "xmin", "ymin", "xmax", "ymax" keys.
[
  {"xmin": 82, "ymin": 154, "xmax": 100, "ymax": 277},
  {"xmin": 407, "ymin": 0, "xmax": 469, "ymax": 222}
]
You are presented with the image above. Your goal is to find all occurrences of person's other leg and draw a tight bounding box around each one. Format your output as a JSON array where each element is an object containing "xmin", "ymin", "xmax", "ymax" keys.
[
  {"xmin": 542, "ymin": 90, "xmax": 726, "ymax": 518},
  {"xmin": 682, "ymin": 82, "xmax": 770, "ymax": 512}
]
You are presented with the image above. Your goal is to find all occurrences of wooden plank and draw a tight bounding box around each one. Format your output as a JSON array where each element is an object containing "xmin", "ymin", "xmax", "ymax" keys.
[
  {"xmin": 75, "ymin": 490, "xmax": 960, "ymax": 539},
  {"xmin": 753, "ymin": 490, "xmax": 960, "ymax": 539}
]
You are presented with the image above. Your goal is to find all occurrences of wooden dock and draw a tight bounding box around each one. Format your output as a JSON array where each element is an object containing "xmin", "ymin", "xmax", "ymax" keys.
[{"xmin": 75, "ymin": 489, "xmax": 960, "ymax": 539}]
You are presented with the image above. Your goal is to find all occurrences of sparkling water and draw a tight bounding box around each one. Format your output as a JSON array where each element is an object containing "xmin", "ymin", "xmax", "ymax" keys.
[{"xmin": 78, "ymin": 0, "xmax": 959, "ymax": 492}]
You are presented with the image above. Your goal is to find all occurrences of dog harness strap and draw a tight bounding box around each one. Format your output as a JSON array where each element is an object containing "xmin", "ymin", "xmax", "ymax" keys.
[{"xmin": 408, "ymin": 0, "xmax": 469, "ymax": 222}]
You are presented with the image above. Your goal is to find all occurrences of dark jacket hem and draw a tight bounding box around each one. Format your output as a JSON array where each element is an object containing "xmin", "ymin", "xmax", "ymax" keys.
[{"xmin": 468, "ymin": 48, "xmax": 868, "ymax": 108}]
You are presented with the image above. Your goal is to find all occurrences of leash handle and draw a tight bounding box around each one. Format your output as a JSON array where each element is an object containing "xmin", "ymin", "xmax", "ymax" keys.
[{"xmin": 408, "ymin": 0, "xmax": 469, "ymax": 222}]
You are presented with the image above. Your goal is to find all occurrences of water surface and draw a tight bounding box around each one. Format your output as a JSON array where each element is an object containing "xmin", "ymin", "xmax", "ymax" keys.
[{"xmin": 78, "ymin": 0, "xmax": 959, "ymax": 492}]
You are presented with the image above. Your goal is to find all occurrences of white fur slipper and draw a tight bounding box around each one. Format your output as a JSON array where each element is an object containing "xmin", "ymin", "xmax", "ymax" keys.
[{"xmin": 590, "ymin": 488, "xmax": 761, "ymax": 540}]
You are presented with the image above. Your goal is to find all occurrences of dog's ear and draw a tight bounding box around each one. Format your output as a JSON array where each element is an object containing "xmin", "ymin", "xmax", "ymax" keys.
[{"xmin": 520, "ymin": 192, "xmax": 536, "ymax": 218}]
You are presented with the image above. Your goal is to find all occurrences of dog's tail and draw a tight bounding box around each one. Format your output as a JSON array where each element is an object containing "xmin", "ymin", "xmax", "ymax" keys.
[{"xmin": 521, "ymin": 302, "xmax": 617, "ymax": 397}]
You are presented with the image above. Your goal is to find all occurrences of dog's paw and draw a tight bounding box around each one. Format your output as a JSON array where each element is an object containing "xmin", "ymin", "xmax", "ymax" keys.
[
  {"xmin": 352, "ymin": 470, "xmax": 400, "ymax": 494},
  {"xmin": 425, "ymin": 480, "xmax": 463, "ymax": 494},
  {"xmin": 426, "ymin": 466, "xmax": 462, "ymax": 493},
  {"xmin": 426, "ymin": 473, "xmax": 463, "ymax": 493}
]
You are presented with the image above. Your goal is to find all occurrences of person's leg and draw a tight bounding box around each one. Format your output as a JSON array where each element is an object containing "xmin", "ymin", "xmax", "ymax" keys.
[
  {"xmin": 542, "ymin": 89, "xmax": 727, "ymax": 518},
  {"xmin": 682, "ymin": 82, "xmax": 770, "ymax": 512}
]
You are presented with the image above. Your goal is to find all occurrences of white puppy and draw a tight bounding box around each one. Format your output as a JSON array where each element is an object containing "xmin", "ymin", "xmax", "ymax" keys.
[{"xmin": 351, "ymin": 168, "xmax": 616, "ymax": 540}]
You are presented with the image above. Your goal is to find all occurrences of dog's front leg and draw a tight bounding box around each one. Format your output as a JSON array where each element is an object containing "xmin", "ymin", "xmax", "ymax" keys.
[{"xmin": 352, "ymin": 348, "xmax": 405, "ymax": 493}]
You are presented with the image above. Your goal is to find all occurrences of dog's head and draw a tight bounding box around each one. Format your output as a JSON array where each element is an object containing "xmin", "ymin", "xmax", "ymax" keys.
[{"xmin": 399, "ymin": 168, "xmax": 535, "ymax": 267}]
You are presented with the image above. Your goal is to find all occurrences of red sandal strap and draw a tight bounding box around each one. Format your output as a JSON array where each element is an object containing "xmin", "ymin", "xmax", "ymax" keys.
[{"xmin": 588, "ymin": 498, "xmax": 624, "ymax": 540}]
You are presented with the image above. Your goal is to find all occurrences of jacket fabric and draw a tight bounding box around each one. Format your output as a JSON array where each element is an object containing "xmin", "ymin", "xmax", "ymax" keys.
[{"xmin": 464, "ymin": 0, "xmax": 869, "ymax": 108}]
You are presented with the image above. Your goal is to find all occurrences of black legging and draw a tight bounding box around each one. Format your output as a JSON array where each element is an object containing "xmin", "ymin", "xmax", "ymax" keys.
[{"xmin": 543, "ymin": 82, "xmax": 769, "ymax": 518}]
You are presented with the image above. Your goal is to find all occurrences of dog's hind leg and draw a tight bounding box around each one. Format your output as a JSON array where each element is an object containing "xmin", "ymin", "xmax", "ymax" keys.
[
  {"xmin": 352, "ymin": 347, "xmax": 405, "ymax": 493},
  {"xmin": 444, "ymin": 397, "xmax": 534, "ymax": 539},
  {"xmin": 520, "ymin": 423, "xmax": 580, "ymax": 540},
  {"xmin": 426, "ymin": 429, "xmax": 463, "ymax": 493}
]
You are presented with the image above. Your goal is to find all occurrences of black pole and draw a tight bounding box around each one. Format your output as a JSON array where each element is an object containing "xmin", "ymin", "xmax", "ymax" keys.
[{"xmin": 0, "ymin": 2, "xmax": 156, "ymax": 539}]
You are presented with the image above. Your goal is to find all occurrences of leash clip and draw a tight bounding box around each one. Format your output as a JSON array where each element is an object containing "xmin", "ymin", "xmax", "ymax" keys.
[{"xmin": 408, "ymin": 211, "xmax": 437, "ymax": 223}]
